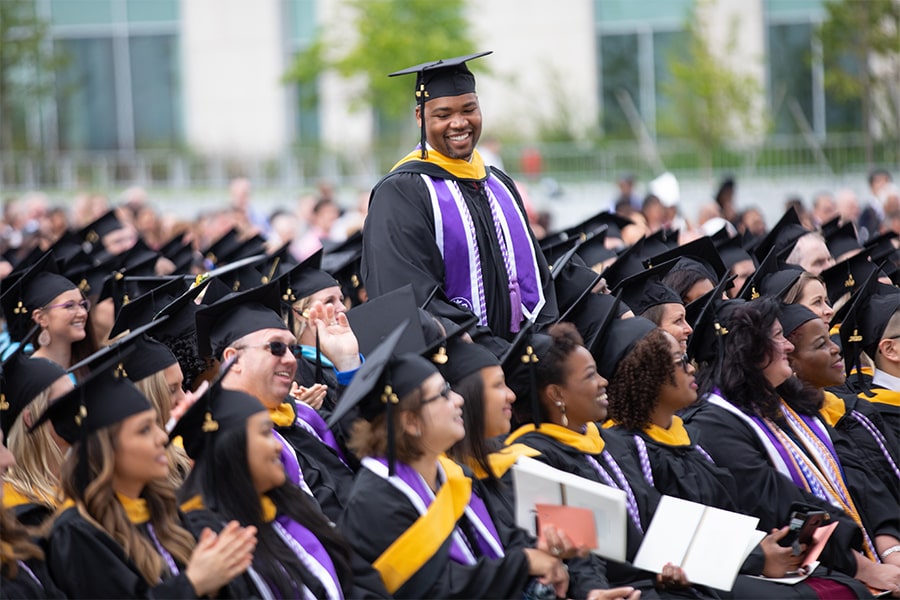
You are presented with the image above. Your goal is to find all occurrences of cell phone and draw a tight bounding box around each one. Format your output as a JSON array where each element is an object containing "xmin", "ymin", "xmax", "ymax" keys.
[{"xmin": 778, "ymin": 509, "xmax": 827, "ymax": 548}]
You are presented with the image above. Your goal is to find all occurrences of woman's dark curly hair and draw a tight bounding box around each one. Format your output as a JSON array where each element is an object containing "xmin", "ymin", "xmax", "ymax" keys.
[
  {"xmin": 607, "ymin": 328, "xmax": 675, "ymax": 430},
  {"xmin": 512, "ymin": 322, "xmax": 583, "ymax": 425},
  {"xmin": 696, "ymin": 297, "xmax": 784, "ymax": 420},
  {"xmin": 160, "ymin": 330, "xmax": 214, "ymax": 392}
]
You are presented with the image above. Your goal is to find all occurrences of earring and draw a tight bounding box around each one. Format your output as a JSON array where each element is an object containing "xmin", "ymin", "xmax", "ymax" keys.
[
  {"xmin": 414, "ymin": 429, "xmax": 422, "ymax": 438},
  {"xmin": 555, "ymin": 401, "xmax": 568, "ymax": 427},
  {"xmin": 38, "ymin": 328, "xmax": 51, "ymax": 347}
]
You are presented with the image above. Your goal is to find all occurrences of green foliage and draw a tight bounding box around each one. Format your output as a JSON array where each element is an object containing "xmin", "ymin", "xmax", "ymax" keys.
[
  {"xmin": 0, "ymin": 0, "xmax": 67, "ymax": 151},
  {"xmin": 283, "ymin": 0, "xmax": 476, "ymax": 121},
  {"xmin": 656, "ymin": 0, "xmax": 764, "ymax": 168},
  {"xmin": 817, "ymin": 0, "xmax": 900, "ymax": 139}
]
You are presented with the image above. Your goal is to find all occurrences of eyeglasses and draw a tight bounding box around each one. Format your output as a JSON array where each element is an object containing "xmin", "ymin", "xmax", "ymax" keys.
[
  {"xmin": 233, "ymin": 341, "xmax": 302, "ymax": 358},
  {"xmin": 675, "ymin": 353, "xmax": 691, "ymax": 373},
  {"xmin": 423, "ymin": 381, "xmax": 453, "ymax": 404},
  {"xmin": 44, "ymin": 299, "xmax": 91, "ymax": 313}
]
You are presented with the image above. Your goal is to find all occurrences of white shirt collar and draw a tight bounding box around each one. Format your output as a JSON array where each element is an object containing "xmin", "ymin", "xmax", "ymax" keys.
[{"xmin": 871, "ymin": 368, "xmax": 900, "ymax": 391}]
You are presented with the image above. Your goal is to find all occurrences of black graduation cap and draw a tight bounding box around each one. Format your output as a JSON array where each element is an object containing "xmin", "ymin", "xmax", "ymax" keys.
[
  {"xmin": 76, "ymin": 210, "xmax": 124, "ymax": 255},
  {"xmin": 820, "ymin": 251, "xmax": 881, "ymax": 307},
  {"xmin": 685, "ymin": 274, "xmax": 742, "ymax": 365},
  {"xmin": 67, "ymin": 318, "xmax": 169, "ymax": 377},
  {"xmin": 159, "ymin": 235, "xmax": 200, "ymax": 274},
  {"xmin": 576, "ymin": 228, "xmax": 618, "ymax": 269},
  {"xmin": 108, "ymin": 277, "xmax": 190, "ymax": 339},
  {"xmin": 203, "ymin": 228, "xmax": 241, "ymax": 268},
  {"xmin": 822, "ymin": 218, "xmax": 861, "ymax": 260},
  {"xmin": 169, "ymin": 361, "xmax": 264, "ymax": 461},
  {"xmin": 346, "ymin": 285, "xmax": 423, "ymax": 357},
  {"xmin": 554, "ymin": 258, "xmax": 602, "ymax": 323},
  {"xmin": 712, "ymin": 229, "xmax": 756, "ymax": 271},
  {"xmin": 207, "ymin": 254, "xmax": 269, "ymax": 293},
  {"xmin": 753, "ymin": 206, "xmax": 809, "ymax": 262},
  {"xmin": 30, "ymin": 347, "xmax": 151, "ymax": 445},
  {"xmin": 541, "ymin": 211, "xmax": 632, "ymax": 252},
  {"xmin": 261, "ymin": 242, "xmax": 299, "ymax": 280},
  {"xmin": 103, "ymin": 275, "xmax": 179, "ymax": 322},
  {"xmin": 194, "ymin": 281, "xmax": 288, "ymax": 360},
  {"xmin": 274, "ymin": 258, "xmax": 339, "ymax": 307},
  {"xmin": 60, "ymin": 250, "xmax": 114, "ymax": 299},
  {"xmin": 839, "ymin": 269, "xmax": 900, "ymax": 375},
  {"xmin": 737, "ymin": 247, "xmax": 801, "ymax": 301},
  {"xmin": 600, "ymin": 239, "xmax": 649, "ymax": 291},
  {"xmin": 563, "ymin": 291, "xmax": 627, "ymax": 346},
  {"xmin": 863, "ymin": 231, "xmax": 900, "ymax": 284},
  {"xmin": 389, "ymin": 51, "xmax": 492, "ymax": 159},
  {"xmin": 0, "ymin": 326, "xmax": 67, "ymax": 436},
  {"xmin": 780, "ymin": 303, "xmax": 820, "ymax": 338},
  {"xmin": 438, "ymin": 337, "xmax": 500, "ymax": 386},
  {"xmin": 642, "ymin": 236, "xmax": 726, "ymax": 281},
  {"xmin": 594, "ymin": 316, "xmax": 657, "ymax": 381},
  {"xmin": 500, "ymin": 321, "xmax": 551, "ymax": 428},
  {"xmin": 0, "ymin": 251, "xmax": 77, "ymax": 342},
  {"xmin": 321, "ymin": 232, "xmax": 364, "ymax": 307},
  {"xmin": 615, "ymin": 259, "xmax": 683, "ymax": 317}
]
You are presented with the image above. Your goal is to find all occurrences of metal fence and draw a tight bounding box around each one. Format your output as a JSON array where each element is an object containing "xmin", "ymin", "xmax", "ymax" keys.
[{"xmin": 1, "ymin": 133, "xmax": 898, "ymax": 192}]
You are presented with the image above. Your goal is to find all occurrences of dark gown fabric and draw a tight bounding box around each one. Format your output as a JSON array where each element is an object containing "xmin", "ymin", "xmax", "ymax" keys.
[
  {"xmin": 10, "ymin": 502, "xmax": 53, "ymax": 530},
  {"xmin": 614, "ymin": 425, "xmax": 870, "ymax": 599},
  {"xmin": 508, "ymin": 426, "xmax": 716, "ymax": 599},
  {"xmin": 1, "ymin": 556, "xmax": 65, "ymax": 599},
  {"xmin": 362, "ymin": 162, "xmax": 558, "ymax": 349},
  {"xmin": 274, "ymin": 402, "xmax": 355, "ymax": 524},
  {"xmin": 860, "ymin": 387, "xmax": 900, "ymax": 441},
  {"xmin": 339, "ymin": 465, "xmax": 531, "ymax": 599},
  {"xmin": 182, "ymin": 507, "xmax": 389, "ymax": 599},
  {"xmin": 684, "ymin": 401, "xmax": 865, "ymax": 578},
  {"xmin": 45, "ymin": 506, "xmax": 198, "ymax": 599}
]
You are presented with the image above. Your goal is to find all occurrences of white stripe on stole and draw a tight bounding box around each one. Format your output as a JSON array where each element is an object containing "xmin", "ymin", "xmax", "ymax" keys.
[
  {"xmin": 705, "ymin": 394, "xmax": 794, "ymax": 477},
  {"xmin": 445, "ymin": 178, "xmax": 486, "ymax": 323},
  {"xmin": 424, "ymin": 176, "xmax": 445, "ymax": 261},
  {"xmin": 361, "ymin": 457, "xmax": 478, "ymax": 565}
]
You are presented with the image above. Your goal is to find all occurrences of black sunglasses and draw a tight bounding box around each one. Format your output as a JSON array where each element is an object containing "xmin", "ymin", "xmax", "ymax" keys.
[{"xmin": 234, "ymin": 341, "xmax": 302, "ymax": 358}]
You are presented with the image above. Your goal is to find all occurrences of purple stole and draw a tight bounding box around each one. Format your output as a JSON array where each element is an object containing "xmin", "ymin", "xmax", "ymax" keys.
[
  {"xmin": 364, "ymin": 457, "xmax": 504, "ymax": 565},
  {"xmin": 293, "ymin": 401, "xmax": 349, "ymax": 465},
  {"xmin": 424, "ymin": 173, "xmax": 545, "ymax": 333},
  {"xmin": 272, "ymin": 515, "xmax": 343, "ymax": 600}
]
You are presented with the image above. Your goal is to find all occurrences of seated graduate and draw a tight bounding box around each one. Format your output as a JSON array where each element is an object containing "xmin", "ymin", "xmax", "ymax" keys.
[
  {"xmin": 272, "ymin": 251, "xmax": 363, "ymax": 415},
  {"xmin": 335, "ymin": 324, "xmax": 569, "ymax": 599},
  {"xmin": 1, "ymin": 331, "xmax": 74, "ymax": 527},
  {"xmin": 195, "ymin": 280, "xmax": 354, "ymax": 523},
  {"xmin": 173, "ymin": 373, "xmax": 389, "ymax": 599},
  {"xmin": 605, "ymin": 322, "xmax": 868, "ymax": 598},
  {"xmin": 33, "ymin": 352, "xmax": 257, "ymax": 598},
  {"xmin": 783, "ymin": 302, "xmax": 899, "ymax": 505},
  {"xmin": 685, "ymin": 295, "xmax": 900, "ymax": 594},
  {"xmin": 1, "ymin": 429, "xmax": 65, "ymax": 599},
  {"xmin": 503, "ymin": 319, "xmax": 710, "ymax": 598}
]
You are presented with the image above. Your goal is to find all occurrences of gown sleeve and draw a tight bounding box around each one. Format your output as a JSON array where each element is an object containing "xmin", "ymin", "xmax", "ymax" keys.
[{"xmin": 340, "ymin": 468, "xmax": 530, "ymax": 599}]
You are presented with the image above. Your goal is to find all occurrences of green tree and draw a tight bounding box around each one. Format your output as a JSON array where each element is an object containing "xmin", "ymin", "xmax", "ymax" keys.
[
  {"xmin": 0, "ymin": 0, "xmax": 65, "ymax": 152},
  {"xmin": 817, "ymin": 0, "xmax": 900, "ymax": 166},
  {"xmin": 284, "ymin": 0, "xmax": 476, "ymax": 145},
  {"xmin": 657, "ymin": 1, "xmax": 764, "ymax": 173}
]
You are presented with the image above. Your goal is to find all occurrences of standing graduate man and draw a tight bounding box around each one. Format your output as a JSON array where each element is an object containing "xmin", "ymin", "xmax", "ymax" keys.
[{"xmin": 362, "ymin": 52, "xmax": 558, "ymax": 352}]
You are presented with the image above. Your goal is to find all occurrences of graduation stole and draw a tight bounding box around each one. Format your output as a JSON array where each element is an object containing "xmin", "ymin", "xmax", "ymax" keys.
[
  {"xmin": 271, "ymin": 429, "xmax": 315, "ymax": 499},
  {"xmin": 467, "ymin": 443, "xmax": 541, "ymax": 480},
  {"xmin": 818, "ymin": 391, "xmax": 847, "ymax": 427},
  {"xmin": 631, "ymin": 417, "xmax": 715, "ymax": 488},
  {"xmin": 865, "ymin": 387, "xmax": 900, "ymax": 408},
  {"xmin": 363, "ymin": 455, "xmax": 504, "ymax": 594},
  {"xmin": 292, "ymin": 399, "xmax": 349, "ymax": 466},
  {"xmin": 706, "ymin": 392, "xmax": 878, "ymax": 561},
  {"xmin": 2, "ymin": 481, "xmax": 55, "ymax": 510},
  {"xmin": 394, "ymin": 148, "xmax": 545, "ymax": 334}
]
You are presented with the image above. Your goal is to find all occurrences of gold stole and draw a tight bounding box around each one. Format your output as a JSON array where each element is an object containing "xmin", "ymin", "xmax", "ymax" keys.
[
  {"xmin": 864, "ymin": 388, "xmax": 900, "ymax": 408},
  {"xmin": 819, "ymin": 391, "xmax": 848, "ymax": 427},
  {"xmin": 467, "ymin": 443, "xmax": 541, "ymax": 480},
  {"xmin": 391, "ymin": 148, "xmax": 487, "ymax": 181},
  {"xmin": 373, "ymin": 455, "xmax": 472, "ymax": 594},
  {"xmin": 643, "ymin": 416, "xmax": 692, "ymax": 446},
  {"xmin": 269, "ymin": 403, "xmax": 296, "ymax": 427},
  {"xmin": 505, "ymin": 421, "xmax": 606, "ymax": 455}
]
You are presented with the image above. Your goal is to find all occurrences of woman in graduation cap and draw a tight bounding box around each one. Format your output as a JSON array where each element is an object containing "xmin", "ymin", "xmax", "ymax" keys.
[
  {"xmin": 35, "ymin": 357, "xmax": 258, "ymax": 598},
  {"xmin": 606, "ymin": 323, "xmax": 870, "ymax": 598},
  {"xmin": 336, "ymin": 325, "xmax": 569, "ymax": 599},
  {"xmin": 687, "ymin": 297, "xmax": 900, "ymax": 595},
  {"xmin": 1, "ymin": 429, "xmax": 65, "ymax": 599},
  {"xmin": 502, "ymin": 321, "xmax": 710, "ymax": 598},
  {"xmin": 1, "ymin": 336, "xmax": 74, "ymax": 527},
  {"xmin": 174, "ymin": 381, "xmax": 390, "ymax": 599}
]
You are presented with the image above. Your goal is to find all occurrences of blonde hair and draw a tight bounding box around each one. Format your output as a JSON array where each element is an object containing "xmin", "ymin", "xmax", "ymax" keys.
[
  {"xmin": 287, "ymin": 297, "xmax": 314, "ymax": 340},
  {"xmin": 59, "ymin": 423, "xmax": 195, "ymax": 585},
  {"xmin": 5, "ymin": 388, "xmax": 66, "ymax": 512},
  {"xmin": 134, "ymin": 370, "xmax": 192, "ymax": 488}
]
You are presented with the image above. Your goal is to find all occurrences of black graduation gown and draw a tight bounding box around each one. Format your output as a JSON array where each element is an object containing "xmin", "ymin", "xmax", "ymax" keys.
[
  {"xmin": 363, "ymin": 162, "xmax": 558, "ymax": 348},
  {"xmin": 614, "ymin": 425, "xmax": 870, "ymax": 599},
  {"xmin": 339, "ymin": 466, "xmax": 531, "ymax": 599},
  {"xmin": 860, "ymin": 386, "xmax": 900, "ymax": 440},
  {"xmin": 684, "ymin": 401, "xmax": 864, "ymax": 577},
  {"xmin": 1, "ymin": 556, "xmax": 65, "ymax": 599},
  {"xmin": 274, "ymin": 402, "xmax": 356, "ymax": 524},
  {"xmin": 46, "ymin": 506, "xmax": 199, "ymax": 599},
  {"xmin": 509, "ymin": 427, "xmax": 716, "ymax": 599},
  {"xmin": 182, "ymin": 507, "xmax": 390, "ymax": 599}
]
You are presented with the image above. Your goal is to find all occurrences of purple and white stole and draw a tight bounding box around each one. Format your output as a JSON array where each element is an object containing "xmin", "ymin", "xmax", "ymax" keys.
[
  {"xmin": 292, "ymin": 401, "xmax": 349, "ymax": 466},
  {"xmin": 425, "ymin": 173, "xmax": 545, "ymax": 333},
  {"xmin": 361, "ymin": 456, "xmax": 505, "ymax": 565},
  {"xmin": 274, "ymin": 429, "xmax": 316, "ymax": 499},
  {"xmin": 272, "ymin": 516, "xmax": 343, "ymax": 600}
]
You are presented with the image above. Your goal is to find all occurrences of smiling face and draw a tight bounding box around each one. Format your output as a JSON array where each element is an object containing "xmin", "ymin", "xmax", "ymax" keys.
[
  {"xmin": 34, "ymin": 289, "xmax": 88, "ymax": 345},
  {"xmin": 417, "ymin": 92, "xmax": 483, "ymax": 161},
  {"xmin": 796, "ymin": 279, "xmax": 834, "ymax": 322},
  {"xmin": 555, "ymin": 345, "xmax": 609, "ymax": 430},
  {"xmin": 789, "ymin": 318, "xmax": 845, "ymax": 388},
  {"xmin": 226, "ymin": 328, "xmax": 298, "ymax": 408},
  {"xmin": 656, "ymin": 331, "xmax": 698, "ymax": 413},
  {"xmin": 112, "ymin": 409, "xmax": 169, "ymax": 495},
  {"xmin": 246, "ymin": 411, "xmax": 285, "ymax": 494},
  {"xmin": 480, "ymin": 365, "xmax": 516, "ymax": 438},
  {"xmin": 658, "ymin": 303, "xmax": 692, "ymax": 352},
  {"xmin": 761, "ymin": 319, "xmax": 796, "ymax": 388},
  {"xmin": 416, "ymin": 373, "xmax": 466, "ymax": 454}
]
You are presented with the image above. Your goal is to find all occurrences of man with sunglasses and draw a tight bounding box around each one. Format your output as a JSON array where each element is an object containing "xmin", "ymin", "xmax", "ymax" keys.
[{"xmin": 195, "ymin": 281, "xmax": 355, "ymax": 523}]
